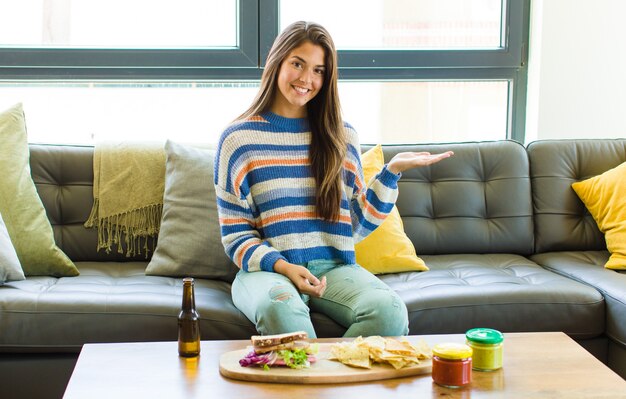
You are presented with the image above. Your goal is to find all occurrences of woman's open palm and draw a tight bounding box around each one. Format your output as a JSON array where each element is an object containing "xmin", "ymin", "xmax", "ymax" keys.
[{"xmin": 387, "ymin": 151, "xmax": 454, "ymax": 174}]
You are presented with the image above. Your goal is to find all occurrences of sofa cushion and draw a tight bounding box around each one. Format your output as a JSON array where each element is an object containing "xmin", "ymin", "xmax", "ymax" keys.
[
  {"xmin": 145, "ymin": 141, "xmax": 238, "ymax": 282},
  {"xmin": 0, "ymin": 262, "xmax": 255, "ymax": 350},
  {"xmin": 0, "ymin": 104, "xmax": 78, "ymax": 277},
  {"xmin": 0, "ymin": 211, "xmax": 25, "ymax": 284},
  {"xmin": 378, "ymin": 254, "xmax": 605, "ymax": 339},
  {"xmin": 381, "ymin": 141, "xmax": 534, "ymax": 255},
  {"xmin": 1, "ymin": 256, "xmax": 605, "ymax": 348},
  {"xmin": 355, "ymin": 145, "xmax": 428, "ymax": 274},
  {"xmin": 571, "ymin": 162, "xmax": 626, "ymax": 270},
  {"xmin": 528, "ymin": 139, "xmax": 626, "ymax": 253},
  {"xmin": 531, "ymin": 251, "xmax": 626, "ymax": 346}
]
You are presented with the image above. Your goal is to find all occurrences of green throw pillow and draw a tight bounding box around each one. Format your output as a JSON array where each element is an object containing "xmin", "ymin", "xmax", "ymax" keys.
[
  {"xmin": 145, "ymin": 140, "xmax": 237, "ymax": 281},
  {"xmin": 0, "ymin": 103, "xmax": 79, "ymax": 277}
]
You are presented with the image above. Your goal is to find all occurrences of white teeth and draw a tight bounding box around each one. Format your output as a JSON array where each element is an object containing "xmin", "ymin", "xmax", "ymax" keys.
[{"xmin": 293, "ymin": 86, "xmax": 308, "ymax": 94}]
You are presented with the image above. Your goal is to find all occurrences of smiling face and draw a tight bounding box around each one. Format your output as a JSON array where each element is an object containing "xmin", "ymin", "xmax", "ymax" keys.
[{"xmin": 271, "ymin": 40, "xmax": 326, "ymax": 119}]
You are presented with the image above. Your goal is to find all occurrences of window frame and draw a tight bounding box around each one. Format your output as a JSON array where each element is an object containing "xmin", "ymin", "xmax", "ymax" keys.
[
  {"xmin": 262, "ymin": 0, "xmax": 530, "ymax": 142},
  {"xmin": 0, "ymin": 0, "xmax": 260, "ymax": 79},
  {"xmin": 0, "ymin": 0, "xmax": 529, "ymax": 141}
]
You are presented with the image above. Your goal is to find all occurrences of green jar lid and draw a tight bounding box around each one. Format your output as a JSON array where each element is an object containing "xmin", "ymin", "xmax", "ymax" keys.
[{"xmin": 466, "ymin": 328, "xmax": 504, "ymax": 344}]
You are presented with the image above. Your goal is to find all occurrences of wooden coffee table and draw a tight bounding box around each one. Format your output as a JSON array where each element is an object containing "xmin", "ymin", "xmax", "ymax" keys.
[{"xmin": 63, "ymin": 332, "xmax": 626, "ymax": 399}]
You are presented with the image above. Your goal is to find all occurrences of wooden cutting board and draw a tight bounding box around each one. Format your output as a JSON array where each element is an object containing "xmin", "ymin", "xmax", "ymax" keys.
[{"xmin": 219, "ymin": 343, "xmax": 432, "ymax": 384}]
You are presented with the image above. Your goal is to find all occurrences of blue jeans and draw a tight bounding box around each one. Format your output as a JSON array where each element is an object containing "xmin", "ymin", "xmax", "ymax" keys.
[{"xmin": 231, "ymin": 259, "xmax": 409, "ymax": 338}]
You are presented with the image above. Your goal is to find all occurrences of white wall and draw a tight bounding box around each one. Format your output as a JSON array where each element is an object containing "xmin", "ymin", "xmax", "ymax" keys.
[{"xmin": 526, "ymin": 0, "xmax": 626, "ymax": 143}]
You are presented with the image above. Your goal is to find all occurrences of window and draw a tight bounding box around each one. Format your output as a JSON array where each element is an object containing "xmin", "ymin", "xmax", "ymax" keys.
[
  {"xmin": 280, "ymin": 0, "xmax": 503, "ymax": 50},
  {"xmin": 0, "ymin": 0, "xmax": 529, "ymax": 144},
  {"xmin": 0, "ymin": 0, "xmax": 237, "ymax": 48},
  {"xmin": 0, "ymin": 0, "xmax": 257, "ymax": 73},
  {"xmin": 340, "ymin": 81, "xmax": 508, "ymax": 144},
  {"xmin": 0, "ymin": 81, "xmax": 258, "ymax": 144}
]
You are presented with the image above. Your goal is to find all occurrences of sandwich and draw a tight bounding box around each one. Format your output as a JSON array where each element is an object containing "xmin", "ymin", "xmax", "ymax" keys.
[{"xmin": 239, "ymin": 331, "xmax": 318, "ymax": 370}]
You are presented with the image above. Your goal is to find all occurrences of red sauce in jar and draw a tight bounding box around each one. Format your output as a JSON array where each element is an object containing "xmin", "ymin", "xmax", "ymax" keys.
[{"xmin": 431, "ymin": 343, "xmax": 472, "ymax": 388}]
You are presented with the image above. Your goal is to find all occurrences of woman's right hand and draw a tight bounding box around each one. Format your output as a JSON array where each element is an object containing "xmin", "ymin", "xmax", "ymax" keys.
[{"xmin": 273, "ymin": 260, "xmax": 327, "ymax": 298}]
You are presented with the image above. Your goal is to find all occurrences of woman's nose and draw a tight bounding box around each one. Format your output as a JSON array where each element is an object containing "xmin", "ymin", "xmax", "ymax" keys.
[{"xmin": 299, "ymin": 69, "xmax": 314, "ymax": 84}]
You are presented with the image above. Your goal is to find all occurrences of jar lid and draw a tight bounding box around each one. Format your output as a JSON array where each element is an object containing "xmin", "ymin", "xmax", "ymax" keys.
[
  {"xmin": 466, "ymin": 328, "xmax": 504, "ymax": 344},
  {"xmin": 432, "ymin": 343, "xmax": 473, "ymax": 359}
]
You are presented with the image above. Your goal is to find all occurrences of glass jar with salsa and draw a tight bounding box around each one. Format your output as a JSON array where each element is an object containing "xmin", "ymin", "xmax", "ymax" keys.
[{"xmin": 431, "ymin": 343, "xmax": 473, "ymax": 388}]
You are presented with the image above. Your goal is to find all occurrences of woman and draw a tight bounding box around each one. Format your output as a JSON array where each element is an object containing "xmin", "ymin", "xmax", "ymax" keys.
[{"xmin": 214, "ymin": 21, "xmax": 453, "ymax": 338}]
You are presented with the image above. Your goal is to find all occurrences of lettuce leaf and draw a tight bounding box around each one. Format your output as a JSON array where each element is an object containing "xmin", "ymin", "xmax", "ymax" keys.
[
  {"xmin": 277, "ymin": 348, "xmax": 309, "ymax": 369},
  {"xmin": 240, "ymin": 344, "xmax": 318, "ymax": 370}
]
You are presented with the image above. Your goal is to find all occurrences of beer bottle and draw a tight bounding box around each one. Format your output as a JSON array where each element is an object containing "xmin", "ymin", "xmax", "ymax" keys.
[{"xmin": 178, "ymin": 277, "xmax": 201, "ymax": 357}]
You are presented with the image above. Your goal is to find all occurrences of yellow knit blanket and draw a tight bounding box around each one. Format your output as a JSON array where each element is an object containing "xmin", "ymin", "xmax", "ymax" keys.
[{"xmin": 84, "ymin": 141, "xmax": 165, "ymax": 257}]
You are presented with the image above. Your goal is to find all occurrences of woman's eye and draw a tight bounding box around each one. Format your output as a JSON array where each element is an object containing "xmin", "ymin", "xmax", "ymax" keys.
[
  {"xmin": 292, "ymin": 61, "xmax": 302, "ymax": 68},
  {"xmin": 315, "ymin": 69, "xmax": 325, "ymax": 75}
]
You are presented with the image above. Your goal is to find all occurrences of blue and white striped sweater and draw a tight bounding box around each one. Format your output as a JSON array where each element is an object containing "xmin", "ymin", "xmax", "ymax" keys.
[{"xmin": 214, "ymin": 111, "xmax": 400, "ymax": 272}]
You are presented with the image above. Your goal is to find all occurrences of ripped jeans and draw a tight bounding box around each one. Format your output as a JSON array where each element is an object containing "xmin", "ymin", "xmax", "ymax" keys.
[{"xmin": 231, "ymin": 259, "xmax": 409, "ymax": 338}]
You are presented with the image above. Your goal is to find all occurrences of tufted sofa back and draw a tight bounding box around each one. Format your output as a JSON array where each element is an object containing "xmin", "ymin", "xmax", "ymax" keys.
[
  {"xmin": 377, "ymin": 140, "xmax": 534, "ymax": 255},
  {"xmin": 528, "ymin": 139, "xmax": 626, "ymax": 253},
  {"xmin": 29, "ymin": 144, "xmax": 148, "ymax": 262},
  {"xmin": 29, "ymin": 140, "xmax": 536, "ymax": 262}
]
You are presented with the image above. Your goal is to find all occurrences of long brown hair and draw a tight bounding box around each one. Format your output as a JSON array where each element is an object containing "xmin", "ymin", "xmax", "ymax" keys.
[{"xmin": 238, "ymin": 21, "xmax": 346, "ymax": 222}]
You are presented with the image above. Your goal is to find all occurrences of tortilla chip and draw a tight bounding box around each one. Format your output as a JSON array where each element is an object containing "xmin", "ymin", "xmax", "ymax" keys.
[
  {"xmin": 385, "ymin": 339, "xmax": 415, "ymax": 355},
  {"xmin": 363, "ymin": 336, "xmax": 386, "ymax": 351},
  {"xmin": 330, "ymin": 343, "xmax": 371, "ymax": 369},
  {"xmin": 329, "ymin": 336, "xmax": 431, "ymax": 370}
]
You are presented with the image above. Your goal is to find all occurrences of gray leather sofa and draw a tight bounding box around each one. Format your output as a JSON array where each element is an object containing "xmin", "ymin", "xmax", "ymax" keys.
[{"xmin": 1, "ymin": 139, "xmax": 625, "ymax": 398}]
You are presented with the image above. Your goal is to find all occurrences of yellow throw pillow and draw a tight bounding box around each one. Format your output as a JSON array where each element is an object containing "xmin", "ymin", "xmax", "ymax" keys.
[
  {"xmin": 354, "ymin": 145, "xmax": 428, "ymax": 274},
  {"xmin": 572, "ymin": 161, "xmax": 626, "ymax": 270}
]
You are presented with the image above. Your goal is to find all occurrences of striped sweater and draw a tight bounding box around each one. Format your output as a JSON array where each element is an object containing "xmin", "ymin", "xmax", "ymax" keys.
[{"xmin": 213, "ymin": 111, "xmax": 400, "ymax": 272}]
